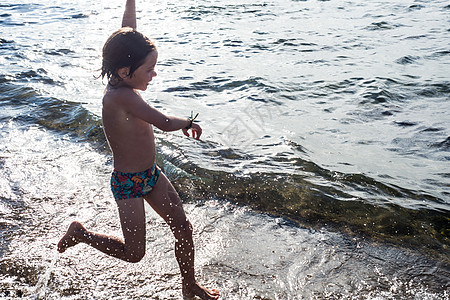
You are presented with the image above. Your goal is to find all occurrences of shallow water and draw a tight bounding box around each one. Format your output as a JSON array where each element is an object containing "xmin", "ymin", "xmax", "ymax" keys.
[
  {"xmin": 0, "ymin": 0, "xmax": 449, "ymax": 298},
  {"xmin": 0, "ymin": 124, "xmax": 448, "ymax": 299}
]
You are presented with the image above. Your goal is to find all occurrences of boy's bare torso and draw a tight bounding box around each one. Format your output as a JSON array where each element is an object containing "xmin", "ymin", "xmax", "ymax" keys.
[{"xmin": 102, "ymin": 85, "xmax": 156, "ymax": 173}]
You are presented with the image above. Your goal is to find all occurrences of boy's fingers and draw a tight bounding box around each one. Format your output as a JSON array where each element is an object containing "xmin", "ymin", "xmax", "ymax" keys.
[
  {"xmin": 182, "ymin": 127, "xmax": 202, "ymax": 140},
  {"xmin": 194, "ymin": 128, "xmax": 202, "ymax": 140}
]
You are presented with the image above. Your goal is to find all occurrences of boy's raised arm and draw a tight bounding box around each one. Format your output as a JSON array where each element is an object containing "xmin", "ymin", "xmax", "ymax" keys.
[{"xmin": 122, "ymin": 0, "xmax": 137, "ymax": 29}]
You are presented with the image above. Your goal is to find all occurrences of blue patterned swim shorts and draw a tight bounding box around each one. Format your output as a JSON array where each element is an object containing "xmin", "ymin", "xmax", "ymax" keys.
[{"xmin": 110, "ymin": 163, "xmax": 161, "ymax": 200}]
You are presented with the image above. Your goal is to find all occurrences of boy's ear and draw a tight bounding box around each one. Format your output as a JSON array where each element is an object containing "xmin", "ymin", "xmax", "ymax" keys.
[{"xmin": 117, "ymin": 67, "xmax": 130, "ymax": 79}]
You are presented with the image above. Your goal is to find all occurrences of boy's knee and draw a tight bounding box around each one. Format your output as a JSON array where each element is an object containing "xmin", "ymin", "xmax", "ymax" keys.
[
  {"xmin": 183, "ymin": 219, "xmax": 193, "ymax": 234},
  {"xmin": 171, "ymin": 219, "xmax": 193, "ymax": 239}
]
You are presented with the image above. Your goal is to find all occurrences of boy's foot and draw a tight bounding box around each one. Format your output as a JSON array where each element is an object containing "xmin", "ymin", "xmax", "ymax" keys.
[
  {"xmin": 182, "ymin": 282, "xmax": 220, "ymax": 300},
  {"xmin": 57, "ymin": 221, "xmax": 86, "ymax": 253}
]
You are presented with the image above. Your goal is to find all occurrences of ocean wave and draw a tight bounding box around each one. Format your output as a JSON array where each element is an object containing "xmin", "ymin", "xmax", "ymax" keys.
[
  {"xmin": 0, "ymin": 80, "xmax": 106, "ymax": 149},
  {"xmin": 163, "ymin": 76, "xmax": 273, "ymax": 95},
  {"xmin": 431, "ymin": 137, "xmax": 450, "ymax": 151},
  {"xmin": 158, "ymin": 140, "xmax": 450, "ymax": 263}
]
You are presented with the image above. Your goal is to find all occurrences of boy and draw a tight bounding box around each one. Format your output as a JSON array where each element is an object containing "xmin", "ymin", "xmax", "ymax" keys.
[{"xmin": 57, "ymin": 1, "xmax": 220, "ymax": 299}]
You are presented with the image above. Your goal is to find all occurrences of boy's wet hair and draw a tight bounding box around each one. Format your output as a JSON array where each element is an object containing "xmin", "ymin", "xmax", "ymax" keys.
[{"xmin": 101, "ymin": 27, "xmax": 156, "ymax": 85}]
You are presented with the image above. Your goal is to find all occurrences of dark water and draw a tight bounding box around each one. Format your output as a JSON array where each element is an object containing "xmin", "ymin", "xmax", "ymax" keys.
[{"xmin": 0, "ymin": 0, "xmax": 449, "ymax": 299}]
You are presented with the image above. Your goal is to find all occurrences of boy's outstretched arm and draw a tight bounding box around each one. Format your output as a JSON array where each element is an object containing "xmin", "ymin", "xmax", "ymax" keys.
[{"xmin": 122, "ymin": 0, "xmax": 137, "ymax": 29}]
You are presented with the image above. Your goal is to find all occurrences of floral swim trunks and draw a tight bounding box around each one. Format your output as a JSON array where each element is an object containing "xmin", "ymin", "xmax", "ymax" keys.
[{"xmin": 111, "ymin": 163, "xmax": 161, "ymax": 200}]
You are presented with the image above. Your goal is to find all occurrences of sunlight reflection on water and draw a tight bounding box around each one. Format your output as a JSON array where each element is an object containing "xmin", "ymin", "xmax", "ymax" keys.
[{"xmin": 0, "ymin": 0, "xmax": 449, "ymax": 298}]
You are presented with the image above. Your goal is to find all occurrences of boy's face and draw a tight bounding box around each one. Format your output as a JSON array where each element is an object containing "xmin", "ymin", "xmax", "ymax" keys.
[{"xmin": 123, "ymin": 50, "xmax": 158, "ymax": 91}]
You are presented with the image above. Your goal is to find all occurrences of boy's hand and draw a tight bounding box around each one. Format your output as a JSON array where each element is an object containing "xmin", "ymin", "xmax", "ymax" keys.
[{"xmin": 182, "ymin": 123, "xmax": 202, "ymax": 140}]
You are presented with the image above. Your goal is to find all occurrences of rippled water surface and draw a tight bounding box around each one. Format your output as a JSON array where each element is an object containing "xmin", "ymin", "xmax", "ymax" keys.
[{"xmin": 0, "ymin": 0, "xmax": 449, "ymax": 299}]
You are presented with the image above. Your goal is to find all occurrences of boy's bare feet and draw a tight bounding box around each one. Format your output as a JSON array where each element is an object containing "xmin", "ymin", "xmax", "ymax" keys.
[
  {"xmin": 183, "ymin": 282, "xmax": 220, "ymax": 300},
  {"xmin": 57, "ymin": 221, "xmax": 86, "ymax": 253}
]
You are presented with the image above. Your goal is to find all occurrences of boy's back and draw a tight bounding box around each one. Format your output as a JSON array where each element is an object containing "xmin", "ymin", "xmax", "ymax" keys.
[{"xmin": 102, "ymin": 85, "xmax": 156, "ymax": 173}]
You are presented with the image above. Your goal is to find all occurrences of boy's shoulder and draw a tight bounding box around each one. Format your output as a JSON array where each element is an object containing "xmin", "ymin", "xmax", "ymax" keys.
[{"xmin": 103, "ymin": 86, "xmax": 141, "ymax": 106}]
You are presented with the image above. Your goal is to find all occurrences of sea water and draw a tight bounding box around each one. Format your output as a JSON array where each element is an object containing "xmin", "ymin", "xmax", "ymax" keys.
[{"xmin": 0, "ymin": 0, "xmax": 449, "ymax": 298}]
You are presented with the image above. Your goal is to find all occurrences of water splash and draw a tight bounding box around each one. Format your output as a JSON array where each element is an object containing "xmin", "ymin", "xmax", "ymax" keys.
[{"xmin": 31, "ymin": 252, "xmax": 58, "ymax": 299}]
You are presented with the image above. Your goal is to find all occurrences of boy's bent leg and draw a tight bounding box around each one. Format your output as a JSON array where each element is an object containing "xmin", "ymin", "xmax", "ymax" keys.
[
  {"xmin": 57, "ymin": 197, "xmax": 147, "ymax": 263},
  {"xmin": 144, "ymin": 173, "xmax": 220, "ymax": 300}
]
